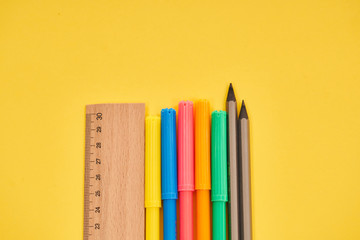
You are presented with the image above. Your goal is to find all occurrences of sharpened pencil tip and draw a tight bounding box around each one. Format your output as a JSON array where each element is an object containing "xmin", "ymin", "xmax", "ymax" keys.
[
  {"xmin": 240, "ymin": 100, "xmax": 248, "ymax": 119},
  {"xmin": 226, "ymin": 83, "xmax": 236, "ymax": 102}
]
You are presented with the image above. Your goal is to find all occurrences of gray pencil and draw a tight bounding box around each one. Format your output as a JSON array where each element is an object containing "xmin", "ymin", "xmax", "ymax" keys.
[
  {"xmin": 239, "ymin": 100, "xmax": 252, "ymax": 240},
  {"xmin": 226, "ymin": 83, "xmax": 240, "ymax": 240}
]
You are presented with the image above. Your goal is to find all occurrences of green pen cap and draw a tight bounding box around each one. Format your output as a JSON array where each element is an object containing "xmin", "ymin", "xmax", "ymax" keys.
[{"xmin": 211, "ymin": 110, "xmax": 228, "ymax": 202}]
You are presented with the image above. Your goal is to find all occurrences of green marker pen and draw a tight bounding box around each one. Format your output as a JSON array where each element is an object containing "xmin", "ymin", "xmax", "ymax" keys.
[{"xmin": 211, "ymin": 110, "xmax": 228, "ymax": 240}]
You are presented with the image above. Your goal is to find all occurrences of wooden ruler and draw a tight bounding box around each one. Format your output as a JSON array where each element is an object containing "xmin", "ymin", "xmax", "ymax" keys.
[{"xmin": 84, "ymin": 104, "xmax": 145, "ymax": 240}]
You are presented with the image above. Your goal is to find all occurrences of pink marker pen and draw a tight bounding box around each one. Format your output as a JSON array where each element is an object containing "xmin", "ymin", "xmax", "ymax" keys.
[{"xmin": 178, "ymin": 101, "xmax": 195, "ymax": 240}]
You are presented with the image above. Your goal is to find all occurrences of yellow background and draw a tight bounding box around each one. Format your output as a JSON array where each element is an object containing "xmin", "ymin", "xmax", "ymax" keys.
[{"xmin": 1, "ymin": 0, "xmax": 360, "ymax": 239}]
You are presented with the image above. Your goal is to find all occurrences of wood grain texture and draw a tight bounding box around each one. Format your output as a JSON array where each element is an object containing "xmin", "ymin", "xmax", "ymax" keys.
[{"xmin": 84, "ymin": 104, "xmax": 145, "ymax": 240}]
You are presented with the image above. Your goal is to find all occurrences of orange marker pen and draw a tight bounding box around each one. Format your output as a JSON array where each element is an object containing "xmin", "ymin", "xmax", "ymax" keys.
[{"xmin": 195, "ymin": 100, "xmax": 211, "ymax": 240}]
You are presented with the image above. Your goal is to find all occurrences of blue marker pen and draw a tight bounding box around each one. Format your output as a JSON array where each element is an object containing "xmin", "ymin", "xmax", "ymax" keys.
[{"xmin": 161, "ymin": 108, "xmax": 178, "ymax": 240}]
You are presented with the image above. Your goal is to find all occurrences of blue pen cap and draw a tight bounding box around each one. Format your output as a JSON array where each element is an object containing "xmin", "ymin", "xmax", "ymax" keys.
[{"xmin": 161, "ymin": 108, "xmax": 178, "ymax": 200}]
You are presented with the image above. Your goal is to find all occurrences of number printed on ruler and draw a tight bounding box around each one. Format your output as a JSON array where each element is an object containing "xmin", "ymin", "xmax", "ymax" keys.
[{"xmin": 84, "ymin": 112, "xmax": 103, "ymax": 239}]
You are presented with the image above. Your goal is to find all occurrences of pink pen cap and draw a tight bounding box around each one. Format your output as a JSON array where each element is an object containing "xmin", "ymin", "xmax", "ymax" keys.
[
  {"xmin": 178, "ymin": 101, "xmax": 195, "ymax": 192},
  {"xmin": 178, "ymin": 100, "xmax": 195, "ymax": 240}
]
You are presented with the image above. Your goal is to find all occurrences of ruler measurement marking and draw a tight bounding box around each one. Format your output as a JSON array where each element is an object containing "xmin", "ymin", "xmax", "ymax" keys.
[
  {"xmin": 83, "ymin": 114, "xmax": 92, "ymax": 240},
  {"xmin": 84, "ymin": 111, "xmax": 103, "ymax": 240}
]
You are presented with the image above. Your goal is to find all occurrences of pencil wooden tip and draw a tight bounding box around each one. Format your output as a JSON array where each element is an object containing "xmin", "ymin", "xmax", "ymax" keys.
[
  {"xmin": 240, "ymin": 100, "xmax": 248, "ymax": 119},
  {"xmin": 226, "ymin": 83, "xmax": 236, "ymax": 102}
]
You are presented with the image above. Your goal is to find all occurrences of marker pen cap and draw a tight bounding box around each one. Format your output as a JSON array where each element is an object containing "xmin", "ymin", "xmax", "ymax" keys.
[
  {"xmin": 145, "ymin": 116, "xmax": 162, "ymax": 208},
  {"xmin": 195, "ymin": 100, "xmax": 211, "ymax": 190},
  {"xmin": 161, "ymin": 108, "xmax": 178, "ymax": 200},
  {"xmin": 177, "ymin": 101, "xmax": 195, "ymax": 192},
  {"xmin": 211, "ymin": 111, "xmax": 228, "ymax": 202}
]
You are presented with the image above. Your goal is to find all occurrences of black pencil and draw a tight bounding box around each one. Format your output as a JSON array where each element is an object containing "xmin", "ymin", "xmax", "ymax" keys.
[
  {"xmin": 226, "ymin": 83, "xmax": 240, "ymax": 240},
  {"xmin": 238, "ymin": 100, "xmax": 252, "ymax": 240}
]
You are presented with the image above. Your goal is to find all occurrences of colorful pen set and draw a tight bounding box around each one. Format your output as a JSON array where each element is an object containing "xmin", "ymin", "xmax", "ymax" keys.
[{"xmin": 144, "ymin": 84, "xmax": 252, "ymax": 240}]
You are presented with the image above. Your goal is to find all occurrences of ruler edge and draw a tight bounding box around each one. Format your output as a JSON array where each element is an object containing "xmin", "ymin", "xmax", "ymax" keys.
[{"xmin": 86, "ymin": 103, "xmax": 146, "ymax": 109}]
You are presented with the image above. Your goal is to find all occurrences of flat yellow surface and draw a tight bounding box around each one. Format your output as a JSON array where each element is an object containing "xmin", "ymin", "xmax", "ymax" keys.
[{"xmin": 1, "ymin": 1, "xmax": 360, "ymax": 239}]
